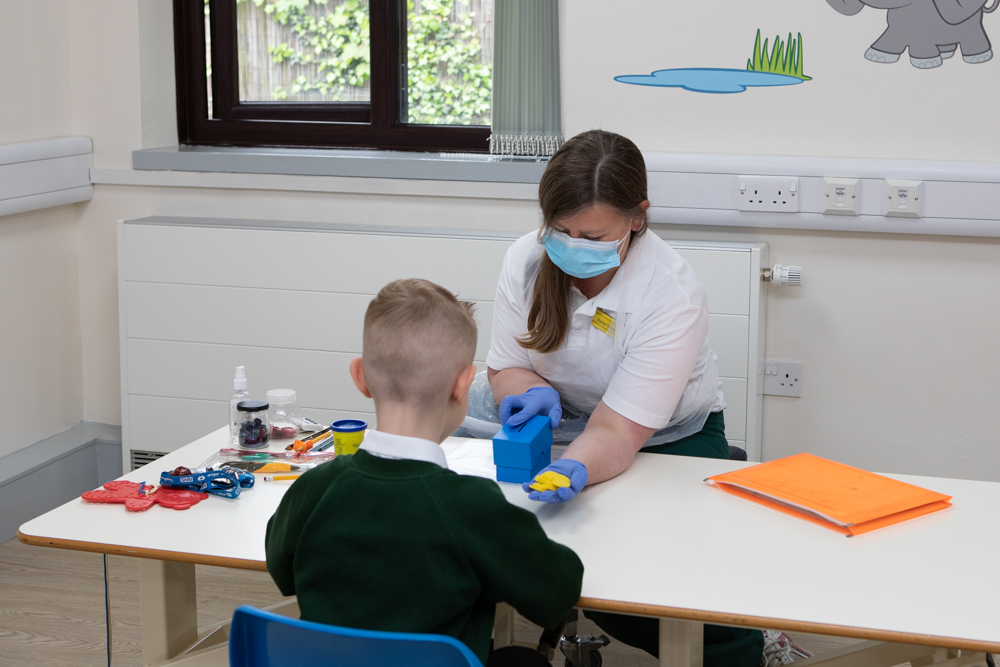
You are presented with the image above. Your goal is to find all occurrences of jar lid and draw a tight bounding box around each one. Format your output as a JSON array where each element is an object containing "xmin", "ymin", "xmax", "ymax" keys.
[
  {"xmin": 331, "ymin": 419, "xmax": 367, "ymax": 433},
  {"xmin": 265, "ymin": 388, "xmax": 298, "ymax": 404},
  {"xmin": 237, "ymin": 400, "xmax": 269, "ymax": 412}
]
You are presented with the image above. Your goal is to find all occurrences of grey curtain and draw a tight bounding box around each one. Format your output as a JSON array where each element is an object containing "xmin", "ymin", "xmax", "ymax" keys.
[{"xmin": 489, "ymin": 0, "xmax": 562, "ymax": 156}]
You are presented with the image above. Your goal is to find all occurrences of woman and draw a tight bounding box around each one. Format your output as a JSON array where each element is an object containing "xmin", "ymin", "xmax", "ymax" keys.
[{"xmin": 485, "ymin": 130, "xmax": 768, "ymax": 667}]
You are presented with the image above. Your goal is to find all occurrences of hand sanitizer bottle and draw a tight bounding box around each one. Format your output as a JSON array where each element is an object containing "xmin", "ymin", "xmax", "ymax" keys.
[{"xmin": 230, "ymin": 366, "xmax": 250, "ymax": 444}]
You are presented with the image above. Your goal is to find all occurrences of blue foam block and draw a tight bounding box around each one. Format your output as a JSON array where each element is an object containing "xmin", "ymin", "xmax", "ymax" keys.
[
  {"xmin": 492, "ymin": 415, "xmax": 554, "ymax": 469},
  {"xmin": 495, "ymin": 448, "xmax": 551, "ymax": 484}
]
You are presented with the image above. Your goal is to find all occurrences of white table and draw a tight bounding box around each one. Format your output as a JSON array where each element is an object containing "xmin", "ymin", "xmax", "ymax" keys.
[{"xmin": 19, "ymin": 427, "xmax": 1000, "ymax": 667}]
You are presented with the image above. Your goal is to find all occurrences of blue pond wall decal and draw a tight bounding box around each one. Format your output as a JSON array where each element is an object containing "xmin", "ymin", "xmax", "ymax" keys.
[{"xmin": 614, "ymin": 68, "xmax": 804, "ymax": 95}]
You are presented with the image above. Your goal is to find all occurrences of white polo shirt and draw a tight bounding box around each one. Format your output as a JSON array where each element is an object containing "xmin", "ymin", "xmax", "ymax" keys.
[{"xmin": 486, "ymin": 230, "xmax": 724, "ymax": 433}]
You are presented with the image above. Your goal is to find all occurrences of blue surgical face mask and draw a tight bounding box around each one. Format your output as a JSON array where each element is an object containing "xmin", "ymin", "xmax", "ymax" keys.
[{"xmin": 541, "ymin": 229, "xmax": 629, "ymax": 279}]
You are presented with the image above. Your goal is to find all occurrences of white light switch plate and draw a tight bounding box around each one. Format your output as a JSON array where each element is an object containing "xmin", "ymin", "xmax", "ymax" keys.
[{"xmin": 763, "ymin": 360, "xmax": 803, "ymax": 397}]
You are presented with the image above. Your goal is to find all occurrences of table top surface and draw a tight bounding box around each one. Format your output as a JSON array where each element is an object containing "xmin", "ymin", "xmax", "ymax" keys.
[{"xmin": 19, "ymin": 427, "xmax": 1000, "ymax": 652}]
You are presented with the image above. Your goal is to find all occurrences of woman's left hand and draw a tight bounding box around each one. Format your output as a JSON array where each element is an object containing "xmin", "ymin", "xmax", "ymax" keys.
[{"xmin": 523, "ymin": 459, "xmax": 588, "ymax": 503}]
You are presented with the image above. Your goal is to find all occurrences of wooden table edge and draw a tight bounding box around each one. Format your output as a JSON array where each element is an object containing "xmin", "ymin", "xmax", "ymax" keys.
[
  {"xmin": 576, "ymin": 598, "xmax": 1000, "ymax": 654},
  {"xmin": 17, "ymin": 531, "xmax": 999, "ymax": 654},
  {"xmin": 16, "ymin": 529, "xmax": 269, "ymax": 571}
]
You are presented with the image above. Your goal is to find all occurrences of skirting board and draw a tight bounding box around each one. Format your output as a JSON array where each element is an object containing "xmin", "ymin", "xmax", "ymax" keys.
[{"xmin": 1, "ymin": 422, "xmax": 121, "ymax": 543}]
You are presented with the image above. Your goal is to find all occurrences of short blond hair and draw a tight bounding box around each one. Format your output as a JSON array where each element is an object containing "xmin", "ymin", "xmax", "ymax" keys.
[{"xmin": 362, "ymin": 279, "xmax": 477, "ymax": 407}]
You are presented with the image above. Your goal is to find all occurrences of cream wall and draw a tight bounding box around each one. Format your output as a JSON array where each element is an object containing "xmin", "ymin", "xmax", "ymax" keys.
[
  {"xmin": 560, "ymin": 1, "xmax": 1000, "ymax": 161},
  {"xmin": 0, "ymin": 0, "xmax": 73, "ymax": 145},
  {"xmin": 560, "ymin": 0, "xmax": 1000, "ymax": 480},
  {"xmin": 59, "ymin": 0, "xmax": 1000, "ymax": 480},
  {"xmin": 0, "ymin": 0, "xmax": 85, "ymax": 458}
]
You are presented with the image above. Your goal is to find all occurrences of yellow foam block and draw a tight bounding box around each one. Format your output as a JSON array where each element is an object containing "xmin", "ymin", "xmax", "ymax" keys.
[{"xmin": 529, "ymin": 471, "xmax": 571, "ymax": 492}]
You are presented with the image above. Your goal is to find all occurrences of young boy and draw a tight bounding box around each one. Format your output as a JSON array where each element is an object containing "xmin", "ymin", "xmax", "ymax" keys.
[{"xmin": 265, "ymin": 279, "xmax": 584, "ymax": 664}]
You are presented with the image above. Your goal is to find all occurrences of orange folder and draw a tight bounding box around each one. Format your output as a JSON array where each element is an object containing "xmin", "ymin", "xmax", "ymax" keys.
[{"xmin": 705, "ymin": 453, "xmax": 952, "ymax": 537}]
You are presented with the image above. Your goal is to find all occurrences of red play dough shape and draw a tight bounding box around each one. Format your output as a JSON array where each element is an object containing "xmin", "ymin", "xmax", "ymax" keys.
[{"xmin": 81, "ymin": 480, "xmax": 209, "ymax": 511}]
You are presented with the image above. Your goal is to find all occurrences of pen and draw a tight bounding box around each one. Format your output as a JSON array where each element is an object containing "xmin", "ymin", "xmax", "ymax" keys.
[
  {"xmin": 306, "ymin": 434, "xmax": 334, "ymax": 451},
  {"xmin": 263, "ymin": 474, "xmax": 303, "ymax": 482},
  {"xmin": 286, "ymin": 429, "xmax": 334, "ymax": 451},
  {"xmin": 313, "ymin": 436, "xmax": 336, "ymax": 452},
  {"xmin": 304, "ymin": 427, "xmax": 332, "ymax": 442}
]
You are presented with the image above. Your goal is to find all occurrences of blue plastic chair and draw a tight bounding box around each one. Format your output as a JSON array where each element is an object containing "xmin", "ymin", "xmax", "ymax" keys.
[{"xmin": 229, "ymin": 605, "xmax": 483, "ymax": 667}]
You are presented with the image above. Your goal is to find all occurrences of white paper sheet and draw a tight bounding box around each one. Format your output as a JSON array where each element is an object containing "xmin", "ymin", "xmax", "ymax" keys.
[
  {"xmin": 441, "ymin": 438, "xmax": 498, "ymax": 480},
  {"xmin": 441, "ymin": 438, "xmax": 567, "ymax": 483}
]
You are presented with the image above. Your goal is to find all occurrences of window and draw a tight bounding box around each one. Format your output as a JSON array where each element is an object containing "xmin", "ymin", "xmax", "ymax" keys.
[{"xmin": 174, "ymin": 0, "xmax": 494, "ymax": 152}]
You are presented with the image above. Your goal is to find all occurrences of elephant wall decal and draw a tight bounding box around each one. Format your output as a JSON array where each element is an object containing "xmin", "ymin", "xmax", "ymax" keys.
[{"xmin": 826, "ymin": 0, "xmax": 998, "ymax": 68}]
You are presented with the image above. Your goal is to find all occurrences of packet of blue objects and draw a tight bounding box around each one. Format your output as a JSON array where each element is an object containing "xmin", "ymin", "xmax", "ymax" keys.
[{"xmin": 160, "ymin": 466, "xmax": 255, "ymax": 499}]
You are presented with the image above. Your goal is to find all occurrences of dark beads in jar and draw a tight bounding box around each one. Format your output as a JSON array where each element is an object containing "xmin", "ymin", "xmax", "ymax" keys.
[{"xmin": 236, "ymin": 400, "xmax": 271, "ymax": 449}]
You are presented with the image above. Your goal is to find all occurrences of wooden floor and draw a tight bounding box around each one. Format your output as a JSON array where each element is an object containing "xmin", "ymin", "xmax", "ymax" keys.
[{"xmin": 0, "ymin": 536, "xmax": 863, "ymax": 666}]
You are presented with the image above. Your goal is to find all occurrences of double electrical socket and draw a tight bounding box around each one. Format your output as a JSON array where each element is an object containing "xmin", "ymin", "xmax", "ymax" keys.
[
  {"xmin": 762, "ymin": 360, "xmax": 803, "ymax": 397},
  {"xmin": 737, "ymin": 176, "xmax": 800, "ymax": 213}
]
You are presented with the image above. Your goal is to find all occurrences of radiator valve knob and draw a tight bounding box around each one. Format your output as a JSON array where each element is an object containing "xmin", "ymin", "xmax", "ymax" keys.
[{"xmin": 763, "ymin": 264, "xmax": 803, "ymax": 286}]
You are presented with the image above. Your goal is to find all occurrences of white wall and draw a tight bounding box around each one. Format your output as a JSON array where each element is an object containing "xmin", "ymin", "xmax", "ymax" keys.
[
  {"xmin": 55, "ymin": 0, "xmax": 1000, "ymax": 480},
  {"xmin": 0, "ymin": 0, "xmax": 73, "ymax": 145},
  {"xmin": 560, "ymin": 1, "xmax": 1000, "ymax": 162},
  {"xmin": 0, "ymin": 0, "xmax": 85, "ymax": 459},
  {"xmin": 558, "ymin": 0, "xmax": 1000, "ymax": 480}
]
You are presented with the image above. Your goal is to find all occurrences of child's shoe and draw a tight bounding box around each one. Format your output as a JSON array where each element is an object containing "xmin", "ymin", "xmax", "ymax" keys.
[{"xmin": 760, "ymin": 630, "xmax": 812, "ymax": 666}]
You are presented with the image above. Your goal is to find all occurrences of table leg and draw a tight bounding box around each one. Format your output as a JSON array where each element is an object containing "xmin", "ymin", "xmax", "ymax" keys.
[
  {"xmin": 493, "ymin": 602, "xmax": 515, "ymax": 648},
  {"xmin": 659, "ymin": 618, "xmax": 703, "ymax": 667},
  {"xmin": 140, "ymin": 559, "xmax": 198, "ymax": 666}
]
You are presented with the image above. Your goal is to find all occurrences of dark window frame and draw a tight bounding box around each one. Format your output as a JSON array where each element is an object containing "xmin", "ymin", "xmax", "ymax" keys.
[{"xmin": 172, "ymin": 0, "xmax": 491, "ymax": 152}]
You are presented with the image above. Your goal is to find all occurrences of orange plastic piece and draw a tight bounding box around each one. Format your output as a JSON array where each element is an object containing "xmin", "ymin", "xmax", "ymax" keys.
[{"xmin": 706, "ymin": 452, "xmax": 952, "ymax": 536}]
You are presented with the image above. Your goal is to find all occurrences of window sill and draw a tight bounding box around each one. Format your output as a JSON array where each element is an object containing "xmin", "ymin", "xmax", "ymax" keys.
[{"xmin": 132, "ymin": 145, "xmax": 547, "ymax": 183}]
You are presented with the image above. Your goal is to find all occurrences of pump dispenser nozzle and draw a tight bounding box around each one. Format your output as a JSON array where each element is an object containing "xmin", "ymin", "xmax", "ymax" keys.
[{"xmin": 234, "ymin": 366, "xmax": 247, "ymax": 391}]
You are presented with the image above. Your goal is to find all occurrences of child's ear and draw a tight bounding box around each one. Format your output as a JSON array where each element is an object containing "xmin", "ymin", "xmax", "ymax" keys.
[
  {"xmin": 452, "ymin": 365, "xmax": 477, "ymax": 404},
  {"xmin": 349, "ymin": 357, "xmax": 372, "ymax": 399}
]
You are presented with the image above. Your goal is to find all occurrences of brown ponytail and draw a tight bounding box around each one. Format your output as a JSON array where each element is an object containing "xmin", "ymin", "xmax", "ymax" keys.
[{"xmin": 519, "ymin": 130, "xmax": 649, "ymax": 353}]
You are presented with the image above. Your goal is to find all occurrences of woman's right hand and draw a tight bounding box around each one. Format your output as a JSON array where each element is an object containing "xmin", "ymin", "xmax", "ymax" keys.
[{"xmin": 499, "ymin": 386, "xmax": 563, "ymax": 428}]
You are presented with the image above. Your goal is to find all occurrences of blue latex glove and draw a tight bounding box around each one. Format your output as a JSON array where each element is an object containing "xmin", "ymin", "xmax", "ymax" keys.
[
  {"xmin": 499, "ymin": 386, "xmax": 563, "ymax": 429},
  {"xmin": 522, "ymin": 459, "xmax": 588, "ymax": 504}
]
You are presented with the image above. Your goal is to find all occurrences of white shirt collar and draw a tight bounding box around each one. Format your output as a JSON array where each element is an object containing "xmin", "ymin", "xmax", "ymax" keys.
[{"xmin": 358, "ymin": 430, "xmax": 449, "ymax": 469}]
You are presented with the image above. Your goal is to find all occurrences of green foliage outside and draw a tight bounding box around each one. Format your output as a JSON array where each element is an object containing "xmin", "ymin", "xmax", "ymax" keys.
[
  {"xmin": 746, "ymin": 30, "xmax": 811, "ymax": 80},
  {"xmin": 406, "ymin": 0, "xmax": 491, "ymax": 125},
  {"xmin": 244, "ymin": 0, "xmax": 491, "ymax": 124}
]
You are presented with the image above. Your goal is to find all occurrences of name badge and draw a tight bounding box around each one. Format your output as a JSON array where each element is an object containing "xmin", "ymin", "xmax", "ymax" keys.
[{"xmin": 591, "ymin": 309, "xmax": 616, "ymax": 338}]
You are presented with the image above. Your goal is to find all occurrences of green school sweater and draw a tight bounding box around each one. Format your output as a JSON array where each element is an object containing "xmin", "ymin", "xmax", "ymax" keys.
[{"xmin": 265, "ymin": 450, "xmax": 584, "ymax": 664}]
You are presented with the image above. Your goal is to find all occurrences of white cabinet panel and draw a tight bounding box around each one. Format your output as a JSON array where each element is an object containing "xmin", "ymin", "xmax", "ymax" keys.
[
  {"xmin": 126, "ymin": 282, "xmax": 494, "ymax": 361},
  {"xmin": 124, "ymin": 224, "xmax": 512, "ymax": 302},
  {"xmin": 720, "ymin": 377, "xmax": 747, "ymax": 441},
  {"xmin": 128, "ymin": 396, "xmax": 230, "ymax": 455},
  {"xmin": 128, "ymin": 395, "xmax": 375, "ymax": 454},
  {"xmin": 708, "ymin": 314, "xmax": 749, "ymax": 379},
  {"xmin": 127, "ymin": 339, "xmax": 377, "ymax": 413},
  {"xmin": 674, "ymin": 249, "xmax": 751, "ymax": 316}
]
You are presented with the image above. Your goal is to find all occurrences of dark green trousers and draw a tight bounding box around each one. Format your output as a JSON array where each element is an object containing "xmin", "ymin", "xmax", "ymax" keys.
[{"xmin": 584, "ymin": 411, "xmax": 765, "ymax": 667}]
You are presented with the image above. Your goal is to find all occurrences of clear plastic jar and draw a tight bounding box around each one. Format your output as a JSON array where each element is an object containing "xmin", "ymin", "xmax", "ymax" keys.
[
  {"xmin": 266, "ymin": 389, "xmax": 302, "ymax": 439},
  {"xmin": 237, "ymin": 400, "xmax": 271, "ymax": 448}
]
